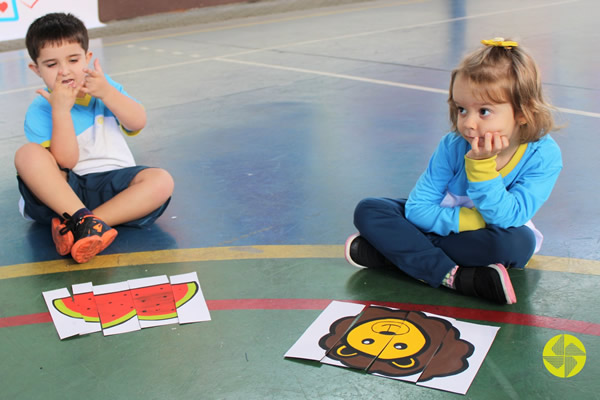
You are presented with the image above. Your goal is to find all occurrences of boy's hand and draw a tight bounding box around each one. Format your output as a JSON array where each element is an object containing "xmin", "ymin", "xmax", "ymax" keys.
[
  {"xmin": 82, "ymin": 59, "xmax": 112, "ymax": 100},
  {"xmin": 36, "ymin": 69, "xmax": 81, "ymax": 112},
  {"xmin": 465, "ymin": 131, "xmax": 509, "ymax": 160}
]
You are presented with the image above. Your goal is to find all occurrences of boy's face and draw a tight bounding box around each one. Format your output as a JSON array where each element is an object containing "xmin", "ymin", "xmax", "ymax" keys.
[
  {"xmin": 452, "ymin": 73, "xmax": 524, "ymax": 150},
  {"xmin": 29, "ymin": 41, "xmax": 92, "ymax": 97}
]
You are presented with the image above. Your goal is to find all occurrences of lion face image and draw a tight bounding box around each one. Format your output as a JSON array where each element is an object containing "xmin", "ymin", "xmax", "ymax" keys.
[
  {"xmin": 344, "ymin": 318, "xmax": 427, "ymax": 367},
  {"xmin": 319, "ymin": 306, "xmax": 474, "ymax": 381}
]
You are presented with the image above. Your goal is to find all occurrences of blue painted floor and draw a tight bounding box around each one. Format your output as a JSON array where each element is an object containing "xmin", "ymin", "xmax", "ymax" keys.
[
  {"xmin": 1, "ymin": 0, "xmax": 600, "ymax": 264},
  {"xmin": 1, "ymin": 1, "xmax": 599, "ymax": 398}
]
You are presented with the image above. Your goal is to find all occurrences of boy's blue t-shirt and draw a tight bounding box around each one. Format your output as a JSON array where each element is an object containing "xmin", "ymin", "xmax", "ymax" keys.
[{"xmin": 24, "ymin": 75, "xmax": 140, "ymax": 176}]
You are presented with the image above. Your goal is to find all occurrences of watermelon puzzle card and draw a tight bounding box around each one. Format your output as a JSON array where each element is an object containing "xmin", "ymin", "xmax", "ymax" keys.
[
  {"xmin": 93, "ymin": 281, "xmax": 141, "ymax": 336},
  {"xmin": 170, "ymin": 272, "xmax": 211, "ymax": 324},
  {"xmin": 42, "ymin": 272, "xmax": 211, "ymax": 339},
  {"xmin": 43, "ymin": 288, "xmax": 87, "ymax": 339},
  {"xmin": 285, "ymin": 301, "xmax": 499, "ymax": 395},
  {"xmin": 129, "ymin": 275, "xmax": 179, "ymax": 328},
  {"xmin": 72, "ymin": 282, "xmax": 101, "ymax": 335}
]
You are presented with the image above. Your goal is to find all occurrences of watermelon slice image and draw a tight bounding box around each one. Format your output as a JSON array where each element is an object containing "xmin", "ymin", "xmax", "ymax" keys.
[
  {"xmin": 172, "ymin": 281, "xmax": 198, "ymax": 308},
  {"xmin": 94, "ymin": 290, "xmax": 137, "ymax": 329},
  {"xmin": 131, "ymin": 283, "xmax": 178, "ymax": 321},
  {"xmin": 73, "ymin": 292, "xmax": 100, "ymax": 322},
  {"xmin": 53, "ymin": 296, "xmax": 83, "ymax": 320},
  {"xmin": 53, "ymin": 294, "xmax": 99, "ymax": 322},
  {"xmin": 170, "ymin": 272, "xmax": 210, "ymax": 324}
]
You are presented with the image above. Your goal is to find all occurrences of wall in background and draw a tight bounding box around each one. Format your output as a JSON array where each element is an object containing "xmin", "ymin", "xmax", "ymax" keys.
[
  {"xmin": 0, "ymin": 0, "xmax": 249, "ymax": 43},
  {"xmin": 98, "ymin": 0, "xmax": 249, "ymax": 22},
  {"xmin": 0, "ymin": 0, "xmax": 104, "ymax": 42}
]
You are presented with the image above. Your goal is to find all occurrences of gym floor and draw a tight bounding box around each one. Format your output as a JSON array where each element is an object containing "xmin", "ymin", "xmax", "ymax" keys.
[{"xmin": 1, "ymin": 0, "xmax": 598, "ymax": 398}]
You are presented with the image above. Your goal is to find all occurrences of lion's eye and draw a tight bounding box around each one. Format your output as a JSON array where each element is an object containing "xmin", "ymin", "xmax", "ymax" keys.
[
  {"xmin": 362, "ymin": 338, "xmax": 375, "ymax": 345},
  {"xmin": 394, "ymin": 342, "xmax": 407, "ymax": 350}
]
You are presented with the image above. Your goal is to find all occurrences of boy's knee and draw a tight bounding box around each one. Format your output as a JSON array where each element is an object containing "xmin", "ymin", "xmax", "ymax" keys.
[
  {"xmin": 135, "ymin": 168, "xmax": 174, "ymax": 199},
  {"xmin": 15, "ymin": 143, "xmax": 43, "ymax": 166},
  {"xmin": 14, "ymin": 143, "xmax": 56, "ymax": 173},
  {"xmin": 156, "ymin": 168, "xmax": 175, "ymax": 197}
]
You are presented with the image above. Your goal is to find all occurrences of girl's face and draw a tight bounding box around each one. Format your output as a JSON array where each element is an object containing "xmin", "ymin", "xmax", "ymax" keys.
[
  {"xmin": 29, "ymin": 41, "xmax": 92, "ymax": 98},
  {"xmin": 452, "ymin": 73, "xmax": 524, "ymax": 152}
]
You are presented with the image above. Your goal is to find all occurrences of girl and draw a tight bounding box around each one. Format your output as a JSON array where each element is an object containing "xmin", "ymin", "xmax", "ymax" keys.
[{"xmin": 345, "ymin": 38, "xmax": 562, "ymax": 305}]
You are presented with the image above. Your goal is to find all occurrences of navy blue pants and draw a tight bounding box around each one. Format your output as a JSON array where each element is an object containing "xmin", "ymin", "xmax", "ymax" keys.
[
  {"xmin": 353, "ymin": 198, "xmax": 536, "ymax": 288},
  {"xmin": 18, "ymin": 166, "xmax": 170, "ymax": 228}
]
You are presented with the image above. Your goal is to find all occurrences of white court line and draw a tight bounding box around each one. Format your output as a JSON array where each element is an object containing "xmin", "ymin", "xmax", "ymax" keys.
[
  {"xmin": 0, "ymin": 0, "xmax": 579, "ymax": 93},
  {"xmin": 5, "ymin": 54, "xmax": 597, "ymax": 119},
  {"xmin": 98, "ymin": 0, "xmax": 581, "ymax": 62},
  {"xmin": 223, "ymin": 0, "xmax": 580, "ymax": 58},
  {"xmin": 1, "ymin": 0, "xmax": 593, "ymax": 119},
  {"xmin": 100, "ymin": 0, "xmax": 578, "ymax": 58},
  {"xmin": 216, "ymin": 57, "xmax": 447, "ymax": 94},
  {"xmin": 0, "ymin": 85, "xmax": 44, "ymax": 96},
  {"xmin": 215, "ymin": 57, "xmax": 600, "ymax": 119},
  {"xmin": 101, "ymin": 0, "xmax": 426, "ymax": 47}
]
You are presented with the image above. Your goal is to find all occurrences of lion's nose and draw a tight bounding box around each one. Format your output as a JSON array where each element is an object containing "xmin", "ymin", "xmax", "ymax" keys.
[{"xmin": 373, "ymin": 321, "xmax": 410, "ymax": 335}]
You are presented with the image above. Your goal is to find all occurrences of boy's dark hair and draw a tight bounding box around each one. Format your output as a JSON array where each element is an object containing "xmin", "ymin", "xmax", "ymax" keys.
[{"xmin": 25, "ymin": 13, "xmax": 89, "ymax": 63}]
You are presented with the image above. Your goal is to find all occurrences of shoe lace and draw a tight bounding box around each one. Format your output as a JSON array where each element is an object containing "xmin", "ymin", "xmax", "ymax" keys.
[{"xmin": 59, "ymin": 212, "xmax": 77, "ymax": 236}]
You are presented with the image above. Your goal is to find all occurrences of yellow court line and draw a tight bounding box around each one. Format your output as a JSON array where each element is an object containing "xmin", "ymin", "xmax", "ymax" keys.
[
  {"xmin": 527, "ymin": 255, "xmax": 600, "ymax": 275},
  {"xmin": 0, "ymin": 245, "xmax": 598, "ymax": 280}
]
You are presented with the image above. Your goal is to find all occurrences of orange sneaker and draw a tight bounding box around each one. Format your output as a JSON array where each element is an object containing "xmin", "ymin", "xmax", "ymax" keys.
[
  {"xmin": 70, "ymin": 215, "xmax": 118, "ymax": 264},
  {"xmin": 51, "ymin": 214, "xmax": 75, "ymax": 256}
]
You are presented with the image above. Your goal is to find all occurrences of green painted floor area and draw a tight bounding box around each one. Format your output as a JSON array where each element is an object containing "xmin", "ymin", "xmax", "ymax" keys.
[{"xmin": 1, "ymin": 257, "xmax": 598, "ymax": 399}]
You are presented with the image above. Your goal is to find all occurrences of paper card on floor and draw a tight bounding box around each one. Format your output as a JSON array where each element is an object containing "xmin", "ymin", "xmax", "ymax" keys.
[
  {"xmin": 416, "ymin": 319, "xmax": 500, "ymax": 394},
  {"xmin": 71, "ymin": 282, "xmax": 101, "ymax": 335},
  {"xmin": 321, "ymin": 304, "xmax": 408, "ymax": 371},
  {"xmin": 284, "ymin": 300, "xmax": 366, "ymax": 361},
  {"xmin": 285, "ymin": 301, "xmax": 499, "ymax": 395},
  {"xmin": 43, "ymin": 288, "xmax": 86, "ymax": 340},
  {"xmin": 128, "ymin": 275, "xmax": 179, "ymax": 328},
  {"xmin": 363, "ymin": 309, "xmax": 452, "ymax": 383},
  {"xmin": 93, "ymin": 282, "xmax": 140, "ymax": 336},
  {"xmin": 169, "ymin": 272, "xmax": 210, "ymax": 323}
]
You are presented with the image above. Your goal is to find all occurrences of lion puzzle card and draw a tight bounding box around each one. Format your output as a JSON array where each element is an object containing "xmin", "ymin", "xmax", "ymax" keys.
[{"xmin": 285, "ymin": 301, "xmax": 499, "ymax": 395}]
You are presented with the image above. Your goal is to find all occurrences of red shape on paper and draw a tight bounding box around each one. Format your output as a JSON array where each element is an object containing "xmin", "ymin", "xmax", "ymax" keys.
[
  {"xmin": 171, "ymin": 281, "xmax": 198, "ymax": 307},
  {"xmin": 130, "ymin": 283, "xmax": 177, "ymax": 321},
  {"xmin": 73, "ymin": 292, "xmax": 100, "ymax": 322},
  {"xmin": 94, "ymin": 290, "xmax": 137, "ymax": 329},
  {"xmin": 20, "ymin": 0, "xmax": 40, "ymax": 9}
]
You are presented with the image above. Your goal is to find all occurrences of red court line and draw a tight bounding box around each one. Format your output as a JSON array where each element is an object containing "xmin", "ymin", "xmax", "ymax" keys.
[{"xmin": 2, "ymin": 298, "xmax": 599, "ymax": 336}]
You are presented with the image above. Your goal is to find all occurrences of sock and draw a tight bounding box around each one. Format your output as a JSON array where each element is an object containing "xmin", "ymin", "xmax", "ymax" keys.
[
  {"xmin": 442, "ymin": 265, "xmax": 459, "ymax": 289},
  {"xmin": 72, "ymin": 207, "xmax": 93, "ymax": 222}
]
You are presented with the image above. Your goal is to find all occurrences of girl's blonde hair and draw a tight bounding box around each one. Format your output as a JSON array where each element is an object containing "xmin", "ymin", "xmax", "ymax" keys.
[{"xmin": 448, "ymin": 41, "xmax": 555, "ymax": 143}]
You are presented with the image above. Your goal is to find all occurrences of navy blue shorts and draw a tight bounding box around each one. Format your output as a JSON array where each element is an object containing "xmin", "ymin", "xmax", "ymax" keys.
[{"xmin": 17, "ymin": 166, "xmax": 170, "ymax": 228}]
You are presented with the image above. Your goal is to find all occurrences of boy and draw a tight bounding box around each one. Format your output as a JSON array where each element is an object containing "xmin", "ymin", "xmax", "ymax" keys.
[{"xmin": 15, "ymin": 13, "xmax": 174, "ymax": 263}]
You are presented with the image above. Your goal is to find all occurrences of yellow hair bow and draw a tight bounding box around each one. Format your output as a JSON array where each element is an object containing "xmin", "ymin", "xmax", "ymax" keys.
[{"xmin": 481, "ymin": 37, "xmax": 518, "ymax": 49}]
